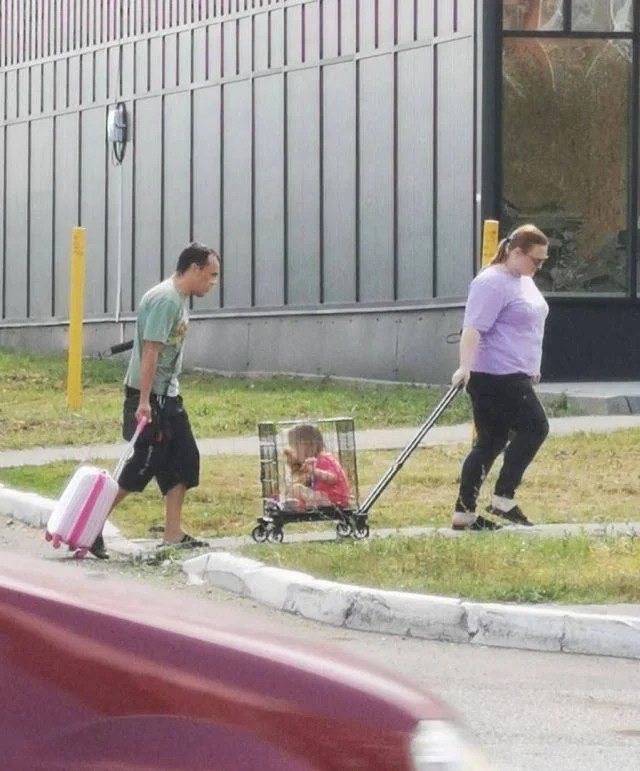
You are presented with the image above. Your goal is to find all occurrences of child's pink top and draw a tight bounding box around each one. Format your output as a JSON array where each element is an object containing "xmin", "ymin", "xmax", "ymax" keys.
[{"xmin": 314, "ymin": 453, "xmax": 351, "ymax": 507}]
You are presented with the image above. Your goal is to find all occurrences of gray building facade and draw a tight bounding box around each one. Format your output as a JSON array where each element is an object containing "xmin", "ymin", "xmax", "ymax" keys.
[{"xmin": 0, "ymin": 1, "xmax": 482, "ymax": 383}]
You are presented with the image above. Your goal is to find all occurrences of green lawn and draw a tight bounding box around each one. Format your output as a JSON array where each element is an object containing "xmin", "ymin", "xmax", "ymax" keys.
[{"xmin": 2, "ymin": 346, "xmax": 632, "ymax": 604}]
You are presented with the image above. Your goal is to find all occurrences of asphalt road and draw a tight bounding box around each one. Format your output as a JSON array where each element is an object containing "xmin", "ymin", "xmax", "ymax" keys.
[{"xmin": 3, "ymin": 515, "xmax": 639, "ymax": 771}]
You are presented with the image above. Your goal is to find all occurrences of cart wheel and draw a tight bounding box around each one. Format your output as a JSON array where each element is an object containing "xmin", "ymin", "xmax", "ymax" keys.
[
  {"xmin": 251, "ymin": 525, "xmax": 268, "ymax": 543},
  {"xmin": 267, "ymin": 527, "xmax": 284, "ymax": 543},
  {"xmin": 353, "ymin": 524, "xmax": 370, "ymax": 540},
  {"xmin": 336, "ymin": 521, "xmax": 353, "ymax": 538},
  {"xmin": 52, "ymin": 534, "xmax": 62, "ymax": 549},
  {"xmin": 44, "ymin": 530, "xmax": 53, "ymax": 542}
]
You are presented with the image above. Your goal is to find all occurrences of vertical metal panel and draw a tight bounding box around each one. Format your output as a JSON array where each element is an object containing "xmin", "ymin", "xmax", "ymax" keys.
[
  {"xmin": 134, "ymin": 0, "xmax": 144, "ymax": 36},
  {"xmin": 4, "ymin": 124, "xmax": 29, "ymax": 319},
  {"xmin": 149, "ymin": 36, "xmax": 164, "ymax": 91},
  {"xmin": 322, "ymin": 61, "xmax": 356, "ymax": 303},
  {"xmin": 207, "ymin": 23, "xmax": 222, "ymax": 81},
  {"xmin": 286, "ymin": 4, "xmax": 302, "ymax": 65},
  {"xmin": 287, "ymin": 68, "xmax": 320, "ymax": 305},
  {"xmin": 121, "ymin": 43, "xmax": 135, "ymax": 96},
  {"xmin": 192, "ymin": 26, "xmax": 208, "ymax": 83},
  {"xmin": 163, "ymin": 91, "xmax": 192, "ymax": 274},
  {"xmin": 378, "ymin": 0, "xmax": 397, "ymax": 48},
  {"xmin": 107, "ymin": 45, "xmax": 121, "ymax": 99},
  {"xmin": 192, "ymin": 84, "xmax": 222, "ymax": 311},
  {"xmin": 133, "ymin": 96, "xmax": 164, "ymax": 300},
  {"xmin": 32, "ymin": 0, "xmax": 39, "ymax": 59},
  {"xmin": 81, "ymin": 52, "xmax": 94, "ymax": 103},
  {"xmin": 31, "ymin": 64, "xmax": 42, "ymax": 115},
  {"xmin": 435, "ymin": 38, "xmax": 474, "ymax": 296},
  {"xmin": 79, "ymin": 107, "xmax": 107, "ymax": 315},
  {"xmin": 253, "ymin": 73, "xmax": 285, "ymax": 307},
  {"xmin": 68, "ymin": 55, "xmax": 81, "ymax": 108},
  {"xmin": 178, "ymin": 30, "xmax": 192, "ymax": 86},
  {"xmin": 42, "ymin": 61, "xmax": 55, "ymax": 112},
  {"xmin": 6, "ymin": 70, "xmax": 18, "ymax": 120},
  {"xmin": 165, "ymin": 34, "xmax": 178, "ymax": 88},
  {"xmin": 55, "ymin": 59, "xmax": 68, "ymax": 110},
  {"xmin": 88, "ymin": 0, "xmax": 96, "ymax": 45},
  {"xmin": 322, "ymin": 0, "xmax": 339, "ymax": 59},
  {"xmin": 254, "ymin": 11, "xmax": 269, "ymax": 71},
  {"xmin": 222, "ymin": 79, "xmax": 252, "ymax": 307},
  {"xmin": 436, "ymin": 0, "xmax": 455, "ymax": 36},
  {"xmin": 222, "ymin": 21, "xmax": 236, "ymax": 76},
  {"xmin": 270, "ymin": 8, "xmax": 284, "ymax": 67},
  {"xmin": 101, "ymin": 0, "xmax": 109, "ymax": 44},
  {"xmin": 18, "ymin": 68, "xmax": 30, "ymax": 118},
  {"xmin": 0, "ymin": 72, "xmax": 4, "ymax": 120},
  {"xmin": 135, "ymin": 39, "xmax": 149, "ymax": 93},
  {"xmin": 69, "ymin": 0, "xmax": 77, "ymax": 51},
  {"xmin": 29, "ymin": 141, "xmax": 53, "ymax": 318},
  {"xmin": 238, "ymin": 15, "xmax": 252, "ymax": 74},
  {"xmin": 122, "ymin": 0, "xmax": 131, "ymax": 38},
  {"xmin": 53, "ymin": 112, "xmax": 79, "ymax": 317},
  {"xmin": 94, "ymin": 48, "xmax": 108, "ymax": 102},
  {"xmin": 1, "ymin": 2, "xmax": 5, "ymax": 67},
  {"xmin": 303, "ymin": 0, "xmax": 319, "ymax": 63},
  {"xmin": 397, "ymin": 46, "xmax": 433, "ymax": 300},
  {"xmin": 340, "ymin": 0, "xmax": 357, "ymax": 55},
  {"xmin": 417, "ymin": 0, "xmax": 435, "ymax": 40},
  {"xmin": 358, "ymin": 54, "xmax": 394, "ymax": 301},
  {"xmin": 457, "ymin": 0, "xmax": 474, "ymax": 34}
]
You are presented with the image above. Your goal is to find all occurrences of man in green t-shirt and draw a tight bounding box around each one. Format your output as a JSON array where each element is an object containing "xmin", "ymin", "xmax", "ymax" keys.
[{"xmin": 90, "ymin": 243, "xmax": 220, "ymax": 559}]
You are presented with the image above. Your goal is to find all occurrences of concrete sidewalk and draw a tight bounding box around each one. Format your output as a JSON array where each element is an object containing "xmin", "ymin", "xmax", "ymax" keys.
[
  {"xmin": 1, "ymin": 413, "xmax": 639, "ymax": 469},
  {"xmin": 2, "ymin": 396, "xmax": 640, "ymax": 659}
]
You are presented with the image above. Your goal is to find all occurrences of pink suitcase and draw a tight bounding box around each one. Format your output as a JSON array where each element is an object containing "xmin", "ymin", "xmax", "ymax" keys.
[{"xmin": 45, "ymin": 418, "xmax": 147, "ymax": 558}]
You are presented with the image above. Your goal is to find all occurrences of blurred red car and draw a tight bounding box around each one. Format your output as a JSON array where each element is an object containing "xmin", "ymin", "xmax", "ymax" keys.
[{"xmin": 0, "ymin": 554, "xmax": 491, "ymax": 770}]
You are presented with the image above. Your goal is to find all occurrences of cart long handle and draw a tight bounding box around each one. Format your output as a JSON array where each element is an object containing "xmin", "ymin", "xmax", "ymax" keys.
[
  {"xmin": 110, "ymin": 340, "xmax": 134, "ymax": 355},
  {"xmin": 357, "ymin": 381, "xmax": 463, "ymax": 517}
]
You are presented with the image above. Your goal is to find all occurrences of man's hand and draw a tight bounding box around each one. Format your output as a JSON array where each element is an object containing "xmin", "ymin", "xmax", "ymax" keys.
[{"xmin": 135, "ymin": 401, "xmax": 152, "ymax": 424}]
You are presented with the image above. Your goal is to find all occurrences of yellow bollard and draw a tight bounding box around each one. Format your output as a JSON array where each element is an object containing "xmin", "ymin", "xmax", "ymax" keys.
[
  {"xmin": 67, "ymin": 227, "xmax": 86, "ymax": 409},
  {"xmin": 481, "ymin": 219, "xmax": 499, "ymax": 267}
]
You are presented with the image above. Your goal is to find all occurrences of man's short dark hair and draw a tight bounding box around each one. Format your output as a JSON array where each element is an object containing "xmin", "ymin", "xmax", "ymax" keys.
[{"xmin": 175, "ymin": 242, "xmax": 219, "ymax": 275}]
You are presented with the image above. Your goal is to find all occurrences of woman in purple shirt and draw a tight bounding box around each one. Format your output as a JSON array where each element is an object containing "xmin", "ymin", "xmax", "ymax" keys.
[{"xmin": 451, "ymin": 224, "xmax": 550, "ymax": 531}]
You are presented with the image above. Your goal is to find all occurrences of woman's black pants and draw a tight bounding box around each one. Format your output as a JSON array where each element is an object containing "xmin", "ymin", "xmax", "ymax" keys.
[{"xmin": 454, "ymin": 372, "xmax": 549, "ymax": 513}]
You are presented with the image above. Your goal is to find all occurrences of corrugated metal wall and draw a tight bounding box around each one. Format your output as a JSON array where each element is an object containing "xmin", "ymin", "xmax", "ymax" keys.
[
  {"xmin": 0, "ymin": 1, "xmax": 479, "ymax": 382},
  {"xmin": 0, "ymin": 0, "xmax": 478, "ymax": 321}
]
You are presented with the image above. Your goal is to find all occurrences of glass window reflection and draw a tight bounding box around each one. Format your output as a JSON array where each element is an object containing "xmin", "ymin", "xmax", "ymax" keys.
[
  {"xmin": 572, "ymin": 0, "xmax": 633, "ymax": 32},
  {"xmin": 503, "ymin": 0, "xmax": 563, "ymax": 31},
  {"xmin": 502, "ymin": 38, "xmax": 630, "ymax": 294}
]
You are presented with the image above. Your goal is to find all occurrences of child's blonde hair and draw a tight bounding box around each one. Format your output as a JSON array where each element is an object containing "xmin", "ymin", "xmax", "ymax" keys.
[{"xmin": 287, "ymin": 423, "xmax": 324, "ymax": 455}]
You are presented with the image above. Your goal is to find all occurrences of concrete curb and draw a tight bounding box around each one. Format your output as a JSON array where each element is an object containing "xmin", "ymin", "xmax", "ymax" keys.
[
  {"xmin": 3, "ymin": 478, "xmax": 640, "ymax": 660},
  {"xmin": 182, "ymin": 552, "xmax": 640, "ymax": 660}
]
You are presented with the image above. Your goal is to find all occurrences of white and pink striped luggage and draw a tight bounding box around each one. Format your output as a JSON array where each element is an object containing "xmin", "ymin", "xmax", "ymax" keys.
[{"xmin": 45, "ymin": 418, "xmax": 147, "ymax": 558}]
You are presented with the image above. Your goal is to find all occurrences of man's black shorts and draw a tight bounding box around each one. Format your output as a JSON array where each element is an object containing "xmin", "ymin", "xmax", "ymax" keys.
[{"xmin": 119, "ymin": 388, "xmax": 200, "ymax": 495}]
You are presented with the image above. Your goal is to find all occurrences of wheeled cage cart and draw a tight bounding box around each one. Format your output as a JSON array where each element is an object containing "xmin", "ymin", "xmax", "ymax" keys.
[
  {"xmin": 252, "ymin": 417, "xmax": 369, "ymax": 543},
  {"xmin": 251, "ymin": 383, "xmax": 462, "ymax": 544}
]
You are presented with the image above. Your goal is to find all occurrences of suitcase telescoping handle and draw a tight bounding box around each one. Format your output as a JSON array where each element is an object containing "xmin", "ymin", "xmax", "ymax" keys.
[
  {"xmin": 113, "ymin": 416, "xmax": 148, "ymax": 481},
  {"xmin": 357, "ymin": 381, "xmax": 464, "ymax": 517}
]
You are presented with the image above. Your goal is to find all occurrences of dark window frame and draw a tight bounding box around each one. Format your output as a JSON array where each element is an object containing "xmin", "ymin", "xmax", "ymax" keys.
[{"xmin": 492, "ymin": 0, "xmax": 640, "ymax": 299}]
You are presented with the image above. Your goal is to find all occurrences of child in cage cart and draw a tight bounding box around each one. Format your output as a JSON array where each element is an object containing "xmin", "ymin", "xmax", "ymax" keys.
[{"xmin": 283, "ymin": 423, "xmax": 351, "ymax": 510}]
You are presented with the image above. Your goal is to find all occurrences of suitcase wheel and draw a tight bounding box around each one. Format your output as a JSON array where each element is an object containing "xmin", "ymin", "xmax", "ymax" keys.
[
  {"xmin": 74, "ymin": 548, "xmax": 89, "ymax": 560},
  {"xmin": 44, "ymin": 530, "xmax": 53, "ymax": 542},
  {"xmin": 52, "ymin": 535, "xmax": 62, "ymax": 549}
]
